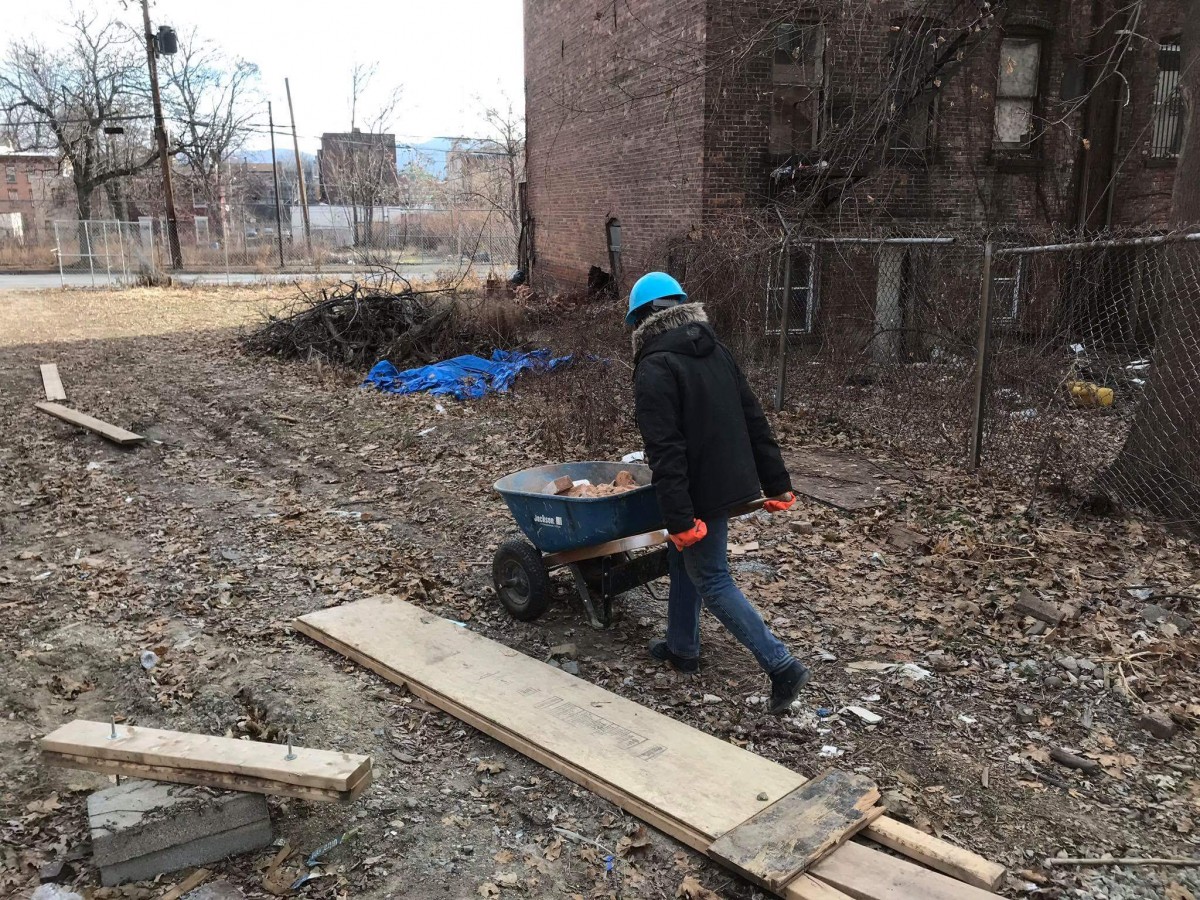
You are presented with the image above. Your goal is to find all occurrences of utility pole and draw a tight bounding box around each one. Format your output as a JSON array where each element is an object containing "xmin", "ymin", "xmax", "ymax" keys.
[
  {"xmin": 140, "ymin": 0, "xmax": 182, "ymax": 270},
  {"xmin": 285, "ymin": 78, "xmax": 312, "ymax": 256},
  {"xmin": 267, "ymin": 101, "xmax": 286, "ymax": 268}
]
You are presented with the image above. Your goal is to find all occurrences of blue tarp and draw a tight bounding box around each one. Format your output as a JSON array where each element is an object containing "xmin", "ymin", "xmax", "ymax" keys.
[{"xmin": 364, "ymin": 349, "xmax": 570, "ymax": 400}]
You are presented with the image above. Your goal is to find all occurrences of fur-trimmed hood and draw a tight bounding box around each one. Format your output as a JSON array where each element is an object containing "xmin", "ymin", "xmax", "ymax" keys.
[{"xmin": 631, "ymin": 302, "xmax": 709, "ymax": 358}]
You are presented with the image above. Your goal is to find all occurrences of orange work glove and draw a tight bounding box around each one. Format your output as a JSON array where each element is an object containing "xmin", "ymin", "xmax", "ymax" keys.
[
  {"xmin": 669, "ymin": 518, "xmax": 708, "ymax": 551},
  {"xmin": 763, "ymin": 492, "xmax": 796, "ymax": 513}
]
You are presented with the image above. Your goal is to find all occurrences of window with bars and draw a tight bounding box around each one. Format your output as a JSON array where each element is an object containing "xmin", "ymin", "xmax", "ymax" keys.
[
  {"xmin": 766, "ymin": 246, "xmax": 817, "ymax": 335},
  {"xmin": 991, "ymin": 255, "xmax": 1025, "ymax": 321},
  {"xmin": 769, "ymin": 23, "xmax": 825, "ymax": 157},
  {"xmin": 994, "ymin": 36, "xmax": 1043, "ymax": 149},
  {"xmin": 1151, "ymin": 40, "xmax": 1182, "ymax": 159}
]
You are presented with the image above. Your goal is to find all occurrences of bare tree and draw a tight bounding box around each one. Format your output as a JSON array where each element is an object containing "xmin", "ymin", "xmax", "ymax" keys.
[
  {"xmin": 451, "ymin": 100, "xmax": 525, "ymax": 249},
  {"xmin": 0, "ymin": 12, "xmax": 157, "ymax": 251},
  {"xmin": 320, "ymin": 63, "xmax": 402, "ymax": 247},
  {"xmin": 160, "ymin": 28, "xmax": 259, "ymax": 240}
]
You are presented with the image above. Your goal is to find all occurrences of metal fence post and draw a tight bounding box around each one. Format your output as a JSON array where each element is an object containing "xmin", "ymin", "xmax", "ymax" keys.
[
  {"xmin": 54, "ymin": 222, "xmax": 65, "ymax": 288},
  {"xmin": 84, "ymin": 221, "xmax": 95, "ymax": 287},
  {"xmin": 773, "ymin": 231, "xmax": 794, "ymax": 412},
  {"xmin": 968, "ymin": 240, "xmax": 994, "ymax": 471}
]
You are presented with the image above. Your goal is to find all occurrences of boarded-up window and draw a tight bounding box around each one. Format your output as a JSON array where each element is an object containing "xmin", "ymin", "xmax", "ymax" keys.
[
  {"xmin": 994, "ymin": 37, "xmax": 1041, "ymax": 147},
  {"xmin": 1151, "ymin": 40, "xmax": 1182, "ymax": 159},
  {"xmin": 770, "ymin": 24, "xmax": 824, "ymax": 155}
]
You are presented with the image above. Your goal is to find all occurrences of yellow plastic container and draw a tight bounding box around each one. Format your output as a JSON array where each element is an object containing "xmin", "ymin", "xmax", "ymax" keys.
[{"xmin": 1068, "ymin": 380, "xmax": 1114, "ymax": 408}]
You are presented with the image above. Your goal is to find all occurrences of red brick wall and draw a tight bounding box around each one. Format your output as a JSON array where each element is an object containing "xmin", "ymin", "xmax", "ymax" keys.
[
  {"xmin": 524, "ymin": 0, "xmax": 707, "ymax": 293},
  {"xmin": 525, "ymin": 0, "xmax": 1181, "ymax": 291}
]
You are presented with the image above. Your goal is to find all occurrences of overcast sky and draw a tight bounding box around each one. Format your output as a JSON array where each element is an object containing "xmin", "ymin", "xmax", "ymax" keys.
[{"xmin": 8, "ymin": 0, "xmax": 525, "ymax": 151}]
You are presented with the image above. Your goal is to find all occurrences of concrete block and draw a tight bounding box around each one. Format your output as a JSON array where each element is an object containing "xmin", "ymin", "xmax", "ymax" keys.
[
  {"xmin": 88, "ymin": 779, "xmax": 271, "ymax": 886},
  {"xmin": 99, "ymin": 819, "xmax": 273, "ymax": 886}
]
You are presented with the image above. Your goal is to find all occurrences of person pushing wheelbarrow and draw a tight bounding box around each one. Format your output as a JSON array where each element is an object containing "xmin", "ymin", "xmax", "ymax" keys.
[{"xmin": 627, "ymin": 271, "xmax": 810, "ymax": 715}]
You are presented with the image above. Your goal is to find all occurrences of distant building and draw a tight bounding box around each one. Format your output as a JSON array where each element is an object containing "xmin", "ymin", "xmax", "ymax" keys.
[
  {"xmin": 0, "ymin": 148, "xmax": 67, "ymax": 244},
  {"xmin": 317, "ymin": 129, "xmax": 399, "ymax": 206}
]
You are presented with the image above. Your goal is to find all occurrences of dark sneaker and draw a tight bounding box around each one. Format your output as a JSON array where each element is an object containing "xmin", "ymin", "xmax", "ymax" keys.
[
  {"xmin": 648, "ymin": 639, "xmax": 700, "ymax": 674},
  {"xmin": 768, "ymin": 659, "xmax": 811, "ymax": 715}
]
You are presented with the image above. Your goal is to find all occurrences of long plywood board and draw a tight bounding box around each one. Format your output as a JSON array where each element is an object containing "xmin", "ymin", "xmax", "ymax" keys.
[
  {"xmin": 42, "ymin": 720, "xmax": 370, "ymax": 792},
  {"xmin": 43, "ymin": 750, "xmax": 369, "ymax": 803},
  {"xmin": 35, "ymin": 402, "xmax": 144, "ymax": 445},
  {"xmin": 296, "ymin": 596, "xmax": 1003, "ymax": 900},
  {"xmin": 40, "ymin": 363, "xmax": 67, "ymax": 401},
  {"xmin": 709, "ymin": 771, "xmax": 882, "ymax": 890}
]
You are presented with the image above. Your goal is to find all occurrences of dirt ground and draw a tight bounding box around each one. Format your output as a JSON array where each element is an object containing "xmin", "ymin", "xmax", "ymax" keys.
[{"xmin": 2, "ymin": 286, "xmax": 1198, "ymax": 900}]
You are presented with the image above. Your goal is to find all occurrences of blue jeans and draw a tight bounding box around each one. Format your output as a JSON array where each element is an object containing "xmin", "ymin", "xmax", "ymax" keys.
[{"xmin": 665, "ymin": 518, "xmax": 794, "ymax": 675}]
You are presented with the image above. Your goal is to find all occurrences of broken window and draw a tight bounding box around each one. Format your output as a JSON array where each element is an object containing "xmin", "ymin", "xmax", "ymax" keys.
[
  {"xmin": 994, "ymin": 37, "xmax": 1042, "ymax": 148},
  {"xmin": 888, "ymin": 18, "xmax": 942, "ymax": 153},
  {"xmin": 769, "ymin": 23, "xmax": 824, "ymax": 157},
  {"xmin": 4, "ymin": 165, "xmax": 15, "ymax": 184},
  {"xmin": 1151, "ymin": 39, "xmax": 1182, "ymax": 159},
  {"xmin": 766, "ymin": 245, "xmax": 817, "ymax": 335}
]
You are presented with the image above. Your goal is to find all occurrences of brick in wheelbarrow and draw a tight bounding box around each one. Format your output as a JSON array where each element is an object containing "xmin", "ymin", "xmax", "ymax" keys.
[{"xmin": 87, "ymin": 779, "xmax": 272, "ymax": 886}]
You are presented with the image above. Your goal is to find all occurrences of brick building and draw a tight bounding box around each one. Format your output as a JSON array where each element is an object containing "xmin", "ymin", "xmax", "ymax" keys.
[
  {"xmin": 0, "ymin": 148, "xmax": 66, "ymax": 245},
  {"xmin": 317, "ymin": 129, "xmax": 400, "ymax": 206},
  {"xmin": 523, "ymin": 0, "xmax": 1186, "ymax": 294}
]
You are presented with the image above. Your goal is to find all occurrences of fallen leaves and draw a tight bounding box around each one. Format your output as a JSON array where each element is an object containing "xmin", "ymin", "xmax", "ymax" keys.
[{"xmin": 676, "ymin": 874, "xmax": 722, "ymax": 900}]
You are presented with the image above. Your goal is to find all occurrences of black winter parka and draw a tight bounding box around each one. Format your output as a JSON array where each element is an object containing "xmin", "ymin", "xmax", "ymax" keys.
[{"xmin": 632, "ymin": 303, "xmax": 792, "ymax": 535}]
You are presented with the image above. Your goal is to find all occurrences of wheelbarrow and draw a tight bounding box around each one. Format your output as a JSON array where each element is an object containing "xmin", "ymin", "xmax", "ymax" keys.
[{"xmin": 492, "ymin": 461, "xmax": 764, "ymax": 628}]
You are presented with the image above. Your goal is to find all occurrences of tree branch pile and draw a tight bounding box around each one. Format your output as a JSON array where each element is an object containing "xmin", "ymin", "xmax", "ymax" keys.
[{"xmin": 244, "ymin": 274, "xmax": 460, "ymax": 368}]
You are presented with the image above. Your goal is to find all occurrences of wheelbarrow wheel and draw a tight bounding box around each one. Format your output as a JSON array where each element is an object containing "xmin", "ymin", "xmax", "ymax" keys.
[{"xmin": 493, "ymin": 538, "xmax": 551, "ymax": 621}]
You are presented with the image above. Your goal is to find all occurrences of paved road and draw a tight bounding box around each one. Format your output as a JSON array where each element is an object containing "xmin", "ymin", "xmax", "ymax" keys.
[{"xmin": 0, "ymin": 263, "xmax": 457, "ymax": 291}]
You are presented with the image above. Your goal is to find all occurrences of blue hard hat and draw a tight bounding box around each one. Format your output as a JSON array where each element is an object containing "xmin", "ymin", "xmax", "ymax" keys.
[{"xmin": 626, "ymin": 272, "xmax": 687, "ymax": 325}]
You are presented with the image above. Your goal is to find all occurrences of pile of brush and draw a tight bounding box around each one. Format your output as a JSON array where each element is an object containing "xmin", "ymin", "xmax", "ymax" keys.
[{"xmin": 245, "ymin": 272, "xmax": 457, "ymax": 367}]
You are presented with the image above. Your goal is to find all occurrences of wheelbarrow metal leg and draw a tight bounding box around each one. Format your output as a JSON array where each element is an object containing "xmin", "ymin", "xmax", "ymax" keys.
[{"xmin": 568, "ymin": 563, "xmax": 609, "ymax": 629}]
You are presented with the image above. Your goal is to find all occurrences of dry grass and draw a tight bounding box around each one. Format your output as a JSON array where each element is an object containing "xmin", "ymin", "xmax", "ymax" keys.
[{"xmin": 0, "ymin": 284, "xmax": 290, "ymax": 347}]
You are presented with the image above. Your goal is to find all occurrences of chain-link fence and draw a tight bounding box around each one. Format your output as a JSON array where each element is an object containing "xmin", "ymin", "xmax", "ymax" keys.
[
  {"xmin": 46, "ymin": 207, "xmax": 518, "ymax": 285},
  {"xmin": 980, "ymin": 233, "xmax": 1200, "ymax": 525},
  {"xmin": 742, "ymin": 228, "xmax": 1200, "ymax": 528}
]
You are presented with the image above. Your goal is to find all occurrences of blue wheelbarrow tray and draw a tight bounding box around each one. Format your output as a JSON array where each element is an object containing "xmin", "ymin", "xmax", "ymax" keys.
[{"xmin": 493, "ymin": 462, "xmax": 664, "ymax": 555}]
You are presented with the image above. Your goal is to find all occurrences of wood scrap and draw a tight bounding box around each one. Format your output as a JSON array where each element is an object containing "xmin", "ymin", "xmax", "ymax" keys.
[
  {"xmin": 35, "ymin": 402, "xmax": 144, "ymax": 445},
  {"xmin": 1044, "ymin": 856, "xmax": 1200, "ymax": 868},
  {"xmin": 295, "ymin": 595, "xmax": 1006, "ymax": 900},
  {"xmin": 1014, "ymin": 588, "xmax": 1076, "ymax": 625},
  {"xmin": 708, "ymin": 770, "xmax": 883, "ymax": 891},
  {"xmin": 1048, "ymin": 747, "xmax": 1100, "ymax": 773},
  {"xmin": 41, "ymin": 720, "xmax": 371, "ymax": 798},
  {"xmin": 42, "ymin": 750, "xmax": 368, "ymax": 803},
  {"xmin": 40, "ymin": 363, "xmax": 66, "ymax": 401}
]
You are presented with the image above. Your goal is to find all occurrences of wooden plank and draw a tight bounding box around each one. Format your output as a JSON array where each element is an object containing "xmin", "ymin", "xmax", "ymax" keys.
[
  {"xmin": 296, "ymin": 596, "xmax": 1004, "ymax": 900},
  {"xmin": 42, "ymin": 750, "xmax": 370, "ymax": 804},
  {"xmin": 862, "ymin": 819, "xmax": 1006, "ymax": 891},
  {"xmin": 810, "ymin": 841, "xmax": 999, "ymax": 900},
  {"xmin": 40, "ymin": 363, "xmax": 66, "ymax": 401},
  {"xmin": 708, "ymin": 771, "xmax": 882, "ymax": 891},
  {"xmin": 41, "ymin": 720, "xmax": 370, "ymax": 792},
  {"xmin": 35, "ymin": 402, "xmax": 144, "ymax": 445}
]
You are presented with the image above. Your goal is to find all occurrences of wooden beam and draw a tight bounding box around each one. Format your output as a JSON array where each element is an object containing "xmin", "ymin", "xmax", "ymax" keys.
[
  {"xmin": 709, "ymin": 771, "xmax": 883, "ymax": 891},
  {"xmin": 295, "ymin": 596, "xmax": 1005, "ymax": 900},
  {"xmin": 35, "ymin": 402, "xmax": 144, "ymax": 445},
  {"xmin": 41, "ymin": 720, "xmax": 370, "ymax": 793},
  {"xmin": 42, "ymin": 750, "xmax": 368, "ymax": 804},
  {"xmin": 39, "ymin": 363, "xmax": 66, "ymax": 401},
  {"xmin": 863, "ymin": 818, "xmax": 1006, "ymax": 891}
]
